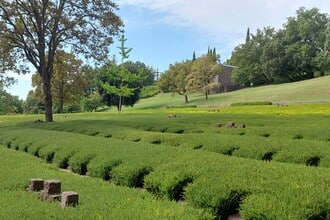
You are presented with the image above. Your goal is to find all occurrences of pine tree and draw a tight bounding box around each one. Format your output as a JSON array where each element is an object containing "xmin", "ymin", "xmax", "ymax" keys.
[
  {"xmin": 245, "ymin": 27, "xmax": 251, "ymax": 43},
  {"xmin": 192, "ymin": 51, "xmax": 196, "ymax": 61}
]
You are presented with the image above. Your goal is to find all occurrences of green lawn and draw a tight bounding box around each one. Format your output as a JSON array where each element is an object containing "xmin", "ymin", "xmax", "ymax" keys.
[
  {"xmin": 0, "ymin": 76, "xmax": 329, "ymax": 219},
  {"xmin": 133, "ymin": 75, "xmax": 330, "ymax": 109},
  {"xmin": 0, "ymin": 103, "xmax": 329, "ymax": 219}
]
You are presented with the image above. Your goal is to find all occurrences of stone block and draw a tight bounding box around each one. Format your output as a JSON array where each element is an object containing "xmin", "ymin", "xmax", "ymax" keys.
[
  {"xmin": 44, "ymin": 179, "xmax": 61, "ymax": 195},
  {"xmin": 215, "ymin": 123, "xmax": 222, "ymax": 128},
  {"xmin": 227, "ymin": 122, "xmax": 235, "ymax": 128},
  {"xmin": 41, "ymin": 192, "xmax": 61, "ymax": 201},
  {"xmin": 28, "ymin": 178, "xmax": 44, "ymax": 192},
  {"xmin": 239, "ymin": 124, "xmax": 246, "ymax": 128},
  {"xmin": 61, "ymin": 191, "xmax": 79, "ymax": 208}
]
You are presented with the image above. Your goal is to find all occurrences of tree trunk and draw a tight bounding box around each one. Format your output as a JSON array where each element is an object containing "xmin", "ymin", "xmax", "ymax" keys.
[
  {"xmin": 184, "ymin": 95, "xmax": 189, "ymax": 104},
  {"xmin": 205, "ymin": 91, "xmax": 208, "ymax": 100},
  {"xmin": 59, "ymin": 82, "xmax": 64, "ymax": 113},
  {"xmin": 118, "ymin": 95, "xmax": 122, "ymax": 113},
  {"xmin": 43, "ymin": 80, "xmax": 53, "ymax": 122}
]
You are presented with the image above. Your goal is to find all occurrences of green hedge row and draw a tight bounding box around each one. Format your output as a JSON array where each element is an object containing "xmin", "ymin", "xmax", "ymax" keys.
[
  {"xmin": 16, "ymin": 114, "xmax": 330, "ymax": 168},
  {"xmin": 231, "ymin": 101, "xmax": 273, "ymax": 106},
  {"xmin": 0, "ymin": 127, "xmax": 329, "ymax": 219},
  {"xmin": 144, "ymin": 152, "xmax": 330, "ymax": 219},
  {"xmin": 0, "ymin": 146, "xmax": 211, "ymax": 219}
]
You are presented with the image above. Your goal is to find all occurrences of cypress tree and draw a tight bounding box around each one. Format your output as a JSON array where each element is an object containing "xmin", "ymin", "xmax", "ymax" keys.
[
  {"xmin": 192, "ymin": 51, "xmax": 196, "ymax": 61},
  {"xmin": 245, "ymin": 28, "xmax": 250, "ymax": 43}
]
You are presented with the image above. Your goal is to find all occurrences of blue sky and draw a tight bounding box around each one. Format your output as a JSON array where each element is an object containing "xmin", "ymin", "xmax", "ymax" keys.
[{"xmin": 5, "ymin": 0, "xmax": 330, "ymax": 99}]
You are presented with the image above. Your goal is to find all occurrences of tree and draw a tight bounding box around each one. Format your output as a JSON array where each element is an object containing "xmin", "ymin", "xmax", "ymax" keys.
[
  {"xmin": 80, "ymin": 92, "xmax": 102, "ymax": 112},
  {"xmin": 98, "ymin": 34, "xmax": 145, "ymax": 112},
  {"xmin": 229, "ymin": 7, "xmax": 329, "ymax": 85},
  {"xmin": 0, "ymin": 83, "xmax": 23, "ymax": 114},
  {"xmin": 31, "ymin": 51, "xmax": 92, "ymax": 113},
  {"xmin": 314, "ymin": 21, "xmax": 330, "ymax": 76},
  {"xmin": 121, "ymin": 61, "xmax": 155, "ymax": 86},
  {"xmin": 98, "ymin": 62, "xmax": 144, "ymax": 111},
  {"xmin": 158, "ymin": 60, "xmax": 192, "ymax": 103},
  {"xmin": 116, "ymin": 34, "xmax": 133, "ymax": 112},
  {"xmin": 22, "ymin": 90, "xmax": 44, "ymax": 114},
  {"xmin": 0, "ymin": 0, "xmax": 123, "ymax": 121},
  {"xmin": 188, "ymin": 54, "xmax": 222, "ymax": 99},
  {"xmin": 283, "ymin": 7, "xmax": 328, "ymax": 81}
]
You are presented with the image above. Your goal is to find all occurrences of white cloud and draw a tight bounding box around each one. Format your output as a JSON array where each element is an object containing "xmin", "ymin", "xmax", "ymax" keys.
[{"xmin": 119, "ymin": 0, "xmax": 330, "ymax": 52}]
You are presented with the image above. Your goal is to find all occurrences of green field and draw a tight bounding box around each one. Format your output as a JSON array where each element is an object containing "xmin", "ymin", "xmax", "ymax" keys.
[
  {"xmin": 134, "ymin": 75, "xmax": 330, "ymax": 109},
  {"xmin": 0, "ymin": 101, "xmax": 330, "ymax": 219}
]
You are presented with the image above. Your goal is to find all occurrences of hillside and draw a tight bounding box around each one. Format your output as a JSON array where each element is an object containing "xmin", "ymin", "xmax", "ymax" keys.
[{"xmin": 134, "ymin": 75, "xmax": 330, "ymax": 109}]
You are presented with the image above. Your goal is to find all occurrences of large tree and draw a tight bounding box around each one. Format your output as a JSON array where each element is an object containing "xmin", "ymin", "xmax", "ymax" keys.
[
  {"xmin": 98, "ymin": 61, "xmax": 145, "ymax": 112},
  {"xmin": 188, "ymin": 54, "xmax": 222, "ymax": 100},
  {"xmin": 229, "ymin": 7, "xmax": 329, "ymax": 86},
  {"xmin": 158, "ymin": 60, "xmax": 192, "ymax": 103},
  {"xmin": 0, "ymin": 0, "xmax": 123, "ymax": 121}
]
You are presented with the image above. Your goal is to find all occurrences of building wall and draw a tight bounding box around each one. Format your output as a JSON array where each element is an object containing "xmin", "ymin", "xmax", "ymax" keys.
[{"xmin": 212, "ymin": 65, "xmax": 244, "ymax": 93}]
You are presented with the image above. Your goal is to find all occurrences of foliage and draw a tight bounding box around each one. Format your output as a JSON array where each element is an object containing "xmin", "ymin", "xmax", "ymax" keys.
[
  {"xmin": 135, "ymin": 75, "xmax": 330, "ymax": 109},
  {"xmin": 0, "ymin": 104, "xmax": 329, "ymax": 219},
  {"xmin": 80, "ymin": 92, "xmax": 102, "ymax": 112},
  {"xmin": 229, "ymin": 7, "xmax": 330, "ymax": 86},
  {"xmin": 139, "ymin": 84, "xmax": 160, "ymax": 99},
  {"xmin": 22, "ymin": 91, "xmax": 44, "ymax": 114},
  {"xmin": 188, "ymin": 54, "xmax": 223, "ymax": 100},
  {"xmin": 31, "ymin": 51, "xmax": 92, "ymax": 113},
  {"xmin": 98, "ymin": 62, "xmax": 146, "ymax": 111},
  {"xmin": 159, "ymin": 60, "xmax": 192, "ymax": 103},
  {"xmin": 0, "ymin": 147, "xmax": 211, "ymax": 219},
  {"xmin": 230, "ymin": 101, "xmax": 273, "ymax": 106},
  {"xmin": 0, "ymin": 83, "xmax": 23, "ymax": 115},
  {"xmin": 0, "ymin": 0, "xmax": 123, "ymax": 121},
  {"xmin": 159, "ymin": 49, "xmax": 223, "ymax": 103},
  {"xmin": 121, "ymin": 61, "xmax": 155, "ymax": 86}
]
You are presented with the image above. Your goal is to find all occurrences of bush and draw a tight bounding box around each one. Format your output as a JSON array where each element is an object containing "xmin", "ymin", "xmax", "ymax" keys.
[{"xmin": 231, "ymin": 101, "xmax": 272, "ymax": 106}]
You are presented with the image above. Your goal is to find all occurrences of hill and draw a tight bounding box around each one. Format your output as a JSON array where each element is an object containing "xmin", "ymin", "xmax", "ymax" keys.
[{"xmin": 134, "ymin": 75, "xmax": 330, "ymax": 109}]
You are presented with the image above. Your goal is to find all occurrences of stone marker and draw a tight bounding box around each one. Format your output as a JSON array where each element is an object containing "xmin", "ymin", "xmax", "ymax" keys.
[
  {"xmin": 215, "ymin": 123, "xmax": 222, "ymax": 128},
  {"xmin": 41, "ymin": 179, "xmax": 61, "ymax": 201},
  {"xmin": 228, "ymin": 213, "xmax": 243, "ymax": 220},
  {"xmin": 239, "ymin": 124, "xmax": 246, "ymax": 128},
  {"xmin": 61, "ymin": 191, "xmax": 79, "ymax": 208},
  {"xmin": 28, "ymin": 178, "xmax": 44, "ymax": 192},
  {"xmin": 227, "ymin": 122, "xmax": 235, "ymax": 128}
]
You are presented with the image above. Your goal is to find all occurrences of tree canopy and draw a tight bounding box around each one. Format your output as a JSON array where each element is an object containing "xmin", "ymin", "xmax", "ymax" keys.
[
  {"xmin": 159, "ymin": 50, "xmax": 223, "ymax": 102},
  {"xmin": 0, "ymin": 0, "xmax": 123, "ymax": 121},
  {"xmin": 228, "ymin": 7, "xmax": 330, "ymax": 86},
  {"xmin": 0, "ymin": 83, "xmax": 23, "ymax": 115},
  {"xmin": 31, "ymin": 51, "xmax": 92, "ymax": 113},
  {"xmin": 159, "ymin": 60, "xmax": 192, "ymax": 103}
]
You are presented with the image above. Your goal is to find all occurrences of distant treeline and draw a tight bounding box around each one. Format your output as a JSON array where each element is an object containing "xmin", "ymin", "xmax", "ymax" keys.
[{"xmin": 228, "ymin": 7, "xmax": 330, "ymax": 86}]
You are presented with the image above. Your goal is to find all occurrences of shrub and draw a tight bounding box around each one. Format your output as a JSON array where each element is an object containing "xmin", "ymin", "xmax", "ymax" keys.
[{"xmin": 231, "ymin": 101, "xmax": 272, "ymax": 106}]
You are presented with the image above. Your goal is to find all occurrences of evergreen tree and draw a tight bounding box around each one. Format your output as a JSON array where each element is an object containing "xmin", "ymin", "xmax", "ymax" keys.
[{"xmin": 245, "ymin": 28, "xmax": 251, "ymax": 43}]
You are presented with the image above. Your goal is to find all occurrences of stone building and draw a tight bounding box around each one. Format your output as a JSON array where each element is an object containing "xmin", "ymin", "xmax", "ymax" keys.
[{"xmin": 213, "ymin": 64, "xmax": 244, "ymax": 93}]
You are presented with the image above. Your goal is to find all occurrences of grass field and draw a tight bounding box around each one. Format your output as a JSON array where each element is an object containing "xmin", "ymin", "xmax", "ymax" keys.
[
  {"xmin": 0, "ymin": 76, "xmax": 330, "ymax": 219},
  {"xmin": 0, "ymin": 101, "xmax": 329, "ymax": 219},
  {"xmin": 133, "ymin": 75, "xmax": 330, "ymax": 109}
]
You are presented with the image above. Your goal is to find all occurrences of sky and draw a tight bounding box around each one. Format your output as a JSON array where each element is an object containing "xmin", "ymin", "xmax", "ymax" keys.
[{"xmin": 5, "ymin": 0, "xmax": 330, "ymax": 100}]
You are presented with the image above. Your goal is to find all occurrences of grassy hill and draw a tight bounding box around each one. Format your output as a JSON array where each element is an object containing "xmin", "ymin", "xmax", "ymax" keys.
[{"xmin": 134, "ymin": 75, "xmax": 330, "ymax": 109}]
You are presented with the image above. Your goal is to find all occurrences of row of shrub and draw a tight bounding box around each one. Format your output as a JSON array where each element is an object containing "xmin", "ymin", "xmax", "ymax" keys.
[
  {"xmin": 0, "ymin": 146, "xmax": 211, "ymax": 219},
  {"xmin": 230, "ymin": 101, "xmax": 273, "ymax": 106},
  {"xmin": 0, "ymin": 127, "xmax": 329, "ymax": 219},
  {"xmin": 31, "ymin": 113, "xmax": 328, "ymax": 142},
  {"xmin": 144, "ymin": 152, "xmax": 330, "ymax": 219},
  {"xmin": 25, "ymin": 114, "xmax": 330, "ymax": 168}
]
